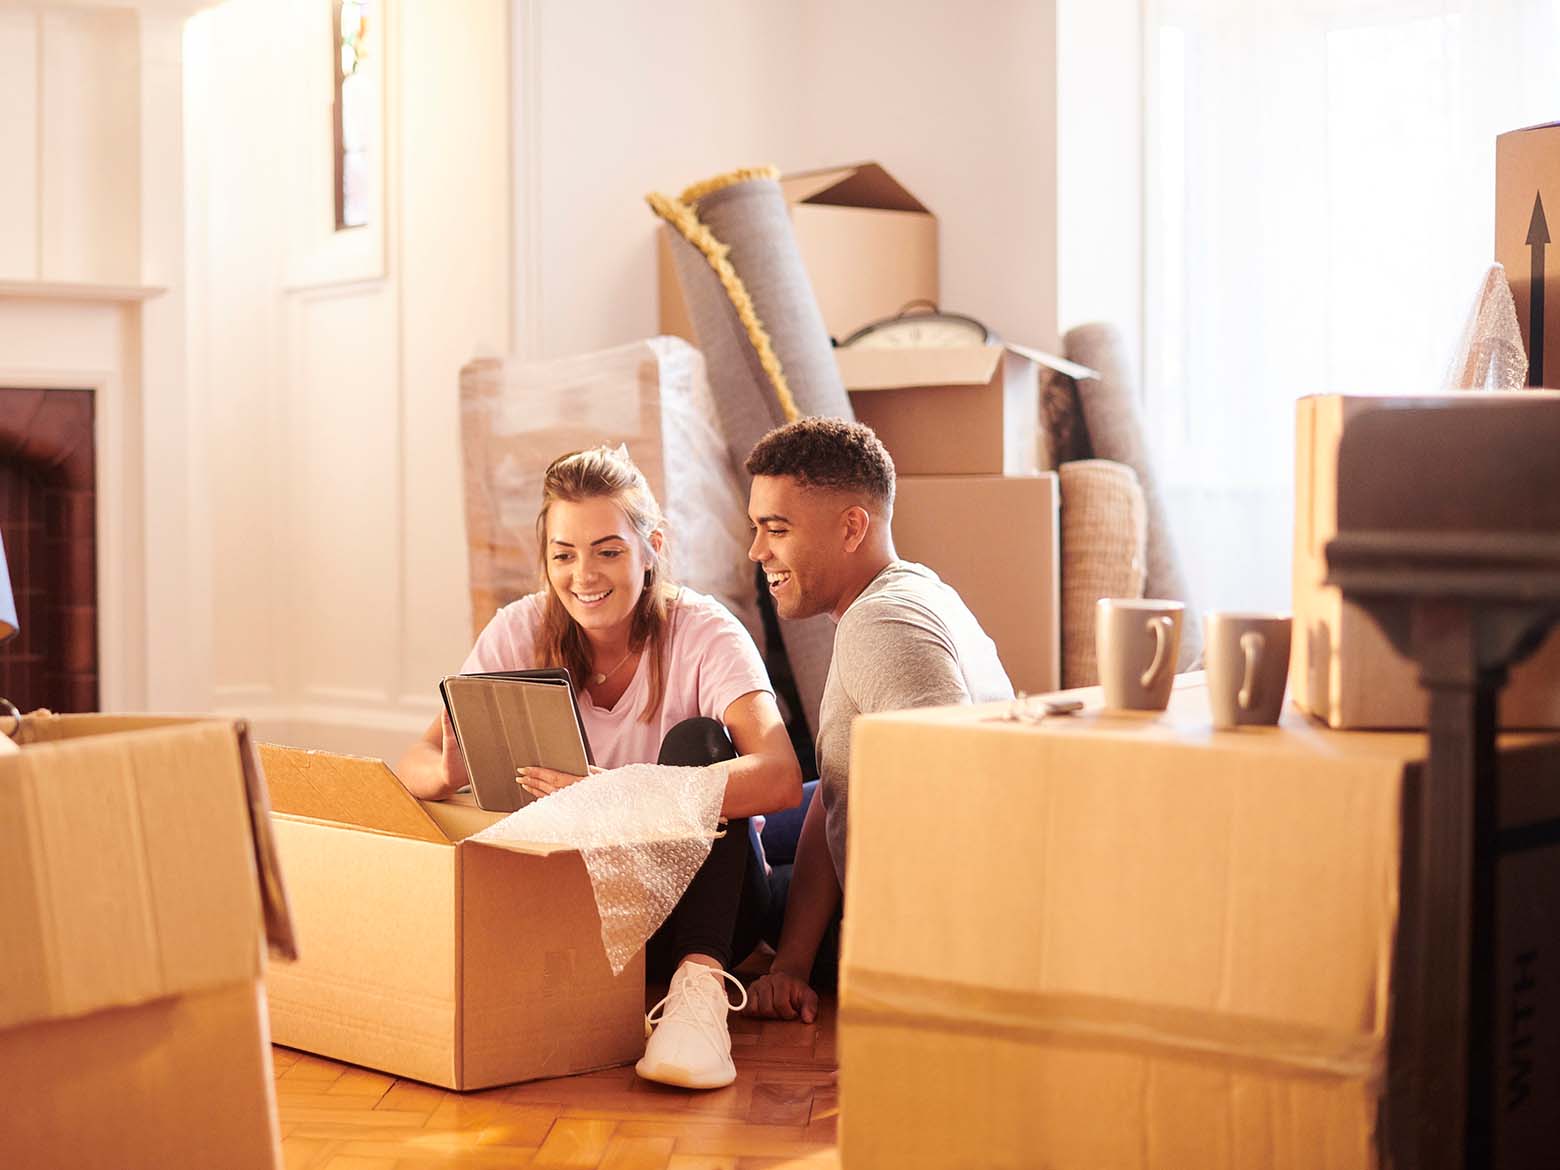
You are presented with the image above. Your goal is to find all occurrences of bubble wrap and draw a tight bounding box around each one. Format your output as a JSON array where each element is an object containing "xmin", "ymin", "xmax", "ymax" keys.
[
  {"xmin": 1444, "ymin": 262, "xmax": 1529, "ymax": 390},
  {"xmin": 469, "ymin": 762, "xmax": 730, "ymax": 974}
]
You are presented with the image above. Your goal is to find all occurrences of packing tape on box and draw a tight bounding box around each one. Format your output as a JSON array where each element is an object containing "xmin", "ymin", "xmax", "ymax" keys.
[
  {"xmin": 471, "ymin": 761, "xmax": 729, "ymax": 975},
  {"xmin": 842, "ymin": 968, "xmax": 1386, "ymax": 1082}
]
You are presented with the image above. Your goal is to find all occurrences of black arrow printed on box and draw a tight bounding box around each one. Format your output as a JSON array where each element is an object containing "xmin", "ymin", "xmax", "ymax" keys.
[{"xmin": 1528, "ymin": 191, "xmax": 1548, "ymax": 387}]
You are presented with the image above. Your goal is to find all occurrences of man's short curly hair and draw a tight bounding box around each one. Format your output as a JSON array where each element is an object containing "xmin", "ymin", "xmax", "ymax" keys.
[{"xmin": 745, "ymin": 417, "xmax": 896, "ymax": 509}]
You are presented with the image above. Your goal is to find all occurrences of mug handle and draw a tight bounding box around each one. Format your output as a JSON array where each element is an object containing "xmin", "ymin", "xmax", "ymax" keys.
[
  {"xmin": 1238, "ymin": 631, "xmax": 1265, "ymax": 710},
  {"xmin": 1140, "ymin": 616, "xmax": 1173, "ymax": 689}
]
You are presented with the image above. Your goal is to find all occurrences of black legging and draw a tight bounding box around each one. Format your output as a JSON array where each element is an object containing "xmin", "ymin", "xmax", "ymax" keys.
[{"xmin": 643, "ymin": 717, "xmax": 771, "ymax": 979}]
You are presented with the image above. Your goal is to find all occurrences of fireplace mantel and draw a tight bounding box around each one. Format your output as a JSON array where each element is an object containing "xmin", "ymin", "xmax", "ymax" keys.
[{"xmin": 0, "ymin": 282, "xmax": 166, "ymax": 304}]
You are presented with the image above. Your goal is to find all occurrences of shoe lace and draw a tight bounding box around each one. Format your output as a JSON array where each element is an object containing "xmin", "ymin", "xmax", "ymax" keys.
[{"xmin": 646, "ymin": 965, "xmax": 749, "ymax": 1042}]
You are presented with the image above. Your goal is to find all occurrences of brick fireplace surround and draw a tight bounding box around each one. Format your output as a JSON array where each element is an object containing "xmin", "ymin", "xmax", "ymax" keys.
[{"xmin": 0, "ymin": 388, "xmax": 96, "ymax": 713}]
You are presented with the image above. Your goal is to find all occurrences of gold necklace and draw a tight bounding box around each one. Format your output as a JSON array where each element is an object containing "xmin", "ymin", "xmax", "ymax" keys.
[{"xmin": 591, "ymin": 648, "xmax": 634, "ymax": 686}]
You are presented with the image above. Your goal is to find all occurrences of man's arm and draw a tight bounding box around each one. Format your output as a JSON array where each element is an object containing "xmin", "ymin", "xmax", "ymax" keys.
[
  {"xmin": 748, "ymin": 607, "xmax": 975, "ymax": 1020},
  {"xmin": 747, "ymin": 789, "xmax": 836, "ymax": 1023}
]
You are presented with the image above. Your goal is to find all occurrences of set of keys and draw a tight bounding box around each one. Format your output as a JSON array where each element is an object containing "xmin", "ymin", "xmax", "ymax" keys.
[{"xmin": 981, "ymin": 692, "xmax": 1086, "ymax": 726}]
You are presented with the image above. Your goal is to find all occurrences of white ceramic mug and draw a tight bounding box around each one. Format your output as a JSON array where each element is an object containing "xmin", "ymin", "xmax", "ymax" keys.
[
  {"xmin": 1204, "ymin": 612, "xmax": 1292, "ymax": 728},
  {"xmin": 1095, "ymin": 598, "xmax": 1185, "ymax": 711}
]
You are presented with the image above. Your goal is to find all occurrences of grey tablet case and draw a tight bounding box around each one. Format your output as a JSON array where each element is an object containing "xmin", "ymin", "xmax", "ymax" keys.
[{"xmin": 439, "ymin": 669, "xmax": 594, "ymax": 813}]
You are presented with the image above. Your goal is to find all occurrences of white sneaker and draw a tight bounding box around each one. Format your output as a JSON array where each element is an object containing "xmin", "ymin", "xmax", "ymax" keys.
[{"xmin": 635, "ymin": 960, "xmax": 749, "ymax": 1089}]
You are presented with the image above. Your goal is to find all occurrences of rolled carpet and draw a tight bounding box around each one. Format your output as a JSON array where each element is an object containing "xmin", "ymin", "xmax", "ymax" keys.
[
  {"xmin": 1058, "ymin": 460, "xmax": 1147, "ymax": 688},
  {"xmin": 1063, "ymin": 322, "xmax": 1201, "ymax": 670},
  {"xmin": 648, "ymin": 167, "xmax": 854, "ymax": 739}
]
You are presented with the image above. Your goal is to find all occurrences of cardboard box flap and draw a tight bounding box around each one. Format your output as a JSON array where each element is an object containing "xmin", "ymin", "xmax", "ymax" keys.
[
  {"xmin": 260, "ymin": 744, "xmax": 447, "ymax": 844},
  {"xmin": 14, "ymin": 712, "xmax": 207, "ymax": 742},
  {"xmin": 236, "ymin": 725, "xmax": 298, "ymax": 961},
  {"xmin": 0, "ymin": 720, "xmax": 268, "ymax": 1031},
  {"xmin": 468, "ymin": 836, "xmax": 583, "ymax": 858},
  {"xmin": 836, "ymin": 344, "xmax": 1004, "ymax": 392},
  {"xmin": 780, "ymin": 161, "xmax": 929, "ymax": 214},
  {"xmin": 1005, "ymin": 340, "xmax": 1098, "ymax": 381},
  {"xmin": 1505, "ymin": 120, "xmax": 1560, "ymax": 135},
  {"xmin": 11, "ymin": 712, "xmax": 296, "ymax": 961}
]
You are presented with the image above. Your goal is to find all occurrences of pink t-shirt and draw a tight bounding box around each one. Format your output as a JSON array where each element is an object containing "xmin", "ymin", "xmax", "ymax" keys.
[{"xmin": 455, "ymin": 587, "xmax": 773, "ymax": 770}]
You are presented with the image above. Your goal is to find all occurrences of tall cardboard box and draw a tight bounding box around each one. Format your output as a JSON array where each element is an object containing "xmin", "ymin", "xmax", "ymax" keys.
[
  {"xmin": 838, "ymin": 345, "xmax": 1042, "ymax": 477},
  {"xmin": 892, "ymin": 474, "xmax": 1059, "ymax": 694},
  {"xmin": 659, "ymin": 161, "xmax": 938, "ymax": 344},
  {"xmin": 0, "ymin": 715, "xmax": 294, "ymax": 1170},
  {"xmin": 1292, "ymin": 391, "xmax": 1560, "ymax": 728},
  {"xmin": 260, "ymin": 744, "xmax": 645, "ymax": 1090},
  {"xmin": 841, "ymin": 679, "xmax": 1560, "ymax": 1169},
  {"xmin": 1496, "ymin": 123, "xmax": 1560, "ymax": 386}
]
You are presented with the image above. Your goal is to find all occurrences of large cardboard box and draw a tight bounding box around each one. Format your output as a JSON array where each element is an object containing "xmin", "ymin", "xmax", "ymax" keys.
[
  {"xmin": 892, "ymin": 474, "xmax": 1059, "ymax": 694},
  {"xmin": 659, "ymin": 161, "xmax": 938, "ymax": 344},
  {"xmin": 260, "ymin": 744, "xmax": 645, "ymax": 1090},
  {"xmin": 1292, "ymin": 392, "xmax": 1560, "ymax": 728},
  {"xmin": 838, "ymin": 345, "xmax": 1041, "ymax": 477},
  {"xmin": 1496, "ymin": 122, "xmax": 1560, "ymax": 386},
  {"xmin": 0, "ymin": 715, "xmax": 294, "ymax": 1170},
  {"xmin": 841, "ymin": 678, "xmax": 1560, "ymax": 1169}
]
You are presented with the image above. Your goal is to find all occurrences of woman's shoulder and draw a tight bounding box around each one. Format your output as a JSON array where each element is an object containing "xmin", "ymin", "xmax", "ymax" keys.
[
  {"xmin": 669, "ymin": 586, "xmax": 745, "ymax": 632},
  {"xmin": 667, "ymin": 587, "xmax": 761, "ymax": 652},
  {"xmin": 473, "ymin": 591, "xmax": 549, "ymax": 652},
  {"xmin": 491, "ymin": 591, "xmax": 548, "ymax": 627}
]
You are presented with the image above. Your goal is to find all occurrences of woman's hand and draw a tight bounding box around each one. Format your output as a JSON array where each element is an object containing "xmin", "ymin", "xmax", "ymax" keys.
[{"xmin": 517, "ymin": 764, "xmax": 605, "ymax": 800}]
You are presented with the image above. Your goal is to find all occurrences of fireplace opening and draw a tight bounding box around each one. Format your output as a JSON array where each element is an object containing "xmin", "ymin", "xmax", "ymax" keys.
[{"xmin": 0, "ymin": 389, "xmax": 98, "ymax": 713}]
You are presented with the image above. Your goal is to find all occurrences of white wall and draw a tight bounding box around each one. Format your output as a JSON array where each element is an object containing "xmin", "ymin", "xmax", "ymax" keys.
[
  {"xmin": 785, "ymin": 0, "xmax": 1061, "ymax": 351},
  {"xmin": 188, "ymin": 0, "xmax": 510, "ymax": 757},
  {"xmin": 1057, "ymin": 0, "xmax": 1144, "ymax": 362},
  {"xmin": 513, "ymin": 0, "xmax": 799, "ymax": 359},
  {"xmin": 514, "ymin": 0, "xmax": 1068, "ymax": 358}
]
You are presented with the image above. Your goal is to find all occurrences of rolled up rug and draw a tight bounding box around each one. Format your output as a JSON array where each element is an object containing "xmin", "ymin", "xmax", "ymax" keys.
[
  {"xmin": 1063, "ymin": 322, "xmax": 1202, "ymax": 670},
  {"xmin": 1058, "ymin": 459, "xmax": 1148, "ymax": 688},
  {"xmin": 648, "ymin": 167, "xmax": 854, "ymax": 739}
]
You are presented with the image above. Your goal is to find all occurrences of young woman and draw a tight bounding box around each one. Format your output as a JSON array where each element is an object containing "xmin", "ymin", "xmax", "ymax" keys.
[{"xmin": 398, "ymin": 445, "xmax": 801, "ymax": 1090}]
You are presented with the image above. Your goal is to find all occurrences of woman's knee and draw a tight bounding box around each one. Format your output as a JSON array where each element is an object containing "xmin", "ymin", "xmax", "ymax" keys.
[{"xmin": 657, "ymin": 717, "xmax": 737, "ymax": 767}]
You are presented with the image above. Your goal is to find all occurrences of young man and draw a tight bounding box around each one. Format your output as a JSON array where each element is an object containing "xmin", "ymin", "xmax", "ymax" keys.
[{"xmin": 743, "ymin": 418, "xmax": 1014, "ymax": 1022}]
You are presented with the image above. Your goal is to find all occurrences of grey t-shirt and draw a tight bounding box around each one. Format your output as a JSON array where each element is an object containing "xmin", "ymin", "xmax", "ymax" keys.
[{"xmin": 816, "ymin": 560, "xmax": 1013, "ymax": 881}]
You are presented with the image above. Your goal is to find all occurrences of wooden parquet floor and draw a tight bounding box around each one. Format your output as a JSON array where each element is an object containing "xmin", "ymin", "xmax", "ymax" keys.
[{"xmin": 273, "ymin": 994, "xmax": 841, "ymax": 1170}]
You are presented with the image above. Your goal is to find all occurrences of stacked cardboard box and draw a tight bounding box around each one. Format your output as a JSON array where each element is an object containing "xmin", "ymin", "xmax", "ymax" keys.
[
  {"xmin": 0, "ymin": 715, "xmax": 295, "ymax": 1170},
  {"xmin": 260, "ymin": 744, "xmax": 645, "ymax": 1090},
  {"xmin": 657, "ymin": 160, "xmax": 1058, "ymax": 692},
  {"xmin": 840, "ymin": 678, "xmax": 1560, "ymax": 1169},
  {"xmin": 837, "ymin": 342, "xmax": 1060, "ymax": 695}
]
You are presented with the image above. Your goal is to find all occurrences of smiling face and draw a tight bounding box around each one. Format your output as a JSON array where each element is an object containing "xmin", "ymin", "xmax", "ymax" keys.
[
  {"xmin": 747, "ymin": 474, "xmax": 861, "ymax": 622},
  {"xmin": 544, "ymin": 495, "xmax": 658, "ymax": 639}
]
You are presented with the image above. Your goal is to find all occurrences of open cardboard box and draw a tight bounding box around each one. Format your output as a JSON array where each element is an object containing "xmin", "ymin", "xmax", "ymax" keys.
[
  {"xmin": 659, "ymin": 160, "xmax": 938, "ymax": 344},
  {"xmin": 1, "ymin": 714, "xmax": 294, "ymax": 1170},
  {"xmin": 840, "ymin": 677, "xmax": 1560, "ymax": 1169},
  {"xmin": 259, "ymin": 744, "xmax": 644, "ymax": 1090},
  {"xmin": 837, "ymin": 344, "xmax": 1066, "ymax": 477}
]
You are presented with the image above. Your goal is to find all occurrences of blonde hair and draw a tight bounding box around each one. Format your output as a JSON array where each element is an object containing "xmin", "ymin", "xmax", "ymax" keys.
[{"xmin": 535, "ymin": 446, "xmax": 673, "ymax": 722}]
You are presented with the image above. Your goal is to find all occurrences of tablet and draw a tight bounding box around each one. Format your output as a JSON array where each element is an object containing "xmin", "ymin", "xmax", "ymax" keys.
[{"xmin": 439, "ymin": 669, "xmax": 595, "ymax": 813}]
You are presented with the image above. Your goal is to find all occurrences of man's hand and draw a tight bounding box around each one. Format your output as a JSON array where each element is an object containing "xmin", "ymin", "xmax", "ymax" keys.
[
  {"xmin": 517, "ymin": 764, "xmax": 604, "ymax": 800},
  {"xmin": 745, "ymin": 967, "xmax": 818, "ymax": 1023}
]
